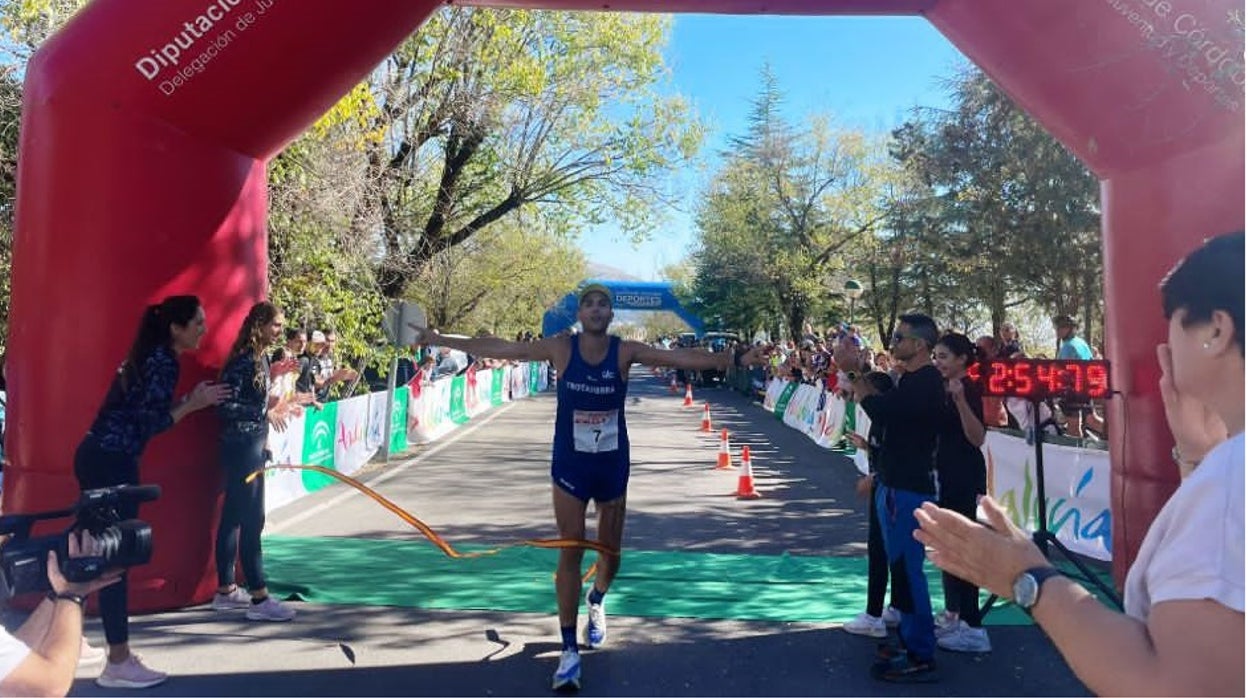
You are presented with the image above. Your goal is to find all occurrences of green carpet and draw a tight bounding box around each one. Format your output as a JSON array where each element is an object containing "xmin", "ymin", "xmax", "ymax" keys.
[{"xmin": 261, "ymin": 535, "xmax": 1115, "ymax": 626}]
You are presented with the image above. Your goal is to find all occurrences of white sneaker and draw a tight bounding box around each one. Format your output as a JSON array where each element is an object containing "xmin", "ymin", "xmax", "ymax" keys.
[
  {"xmin": 96, "ymin": 655, "xmax": 168, "ymax": 689},
  {"xmin": 842, "ymin": 611, "xmax": 888, "ymax": 638},
  {"xmin": 881, "ymin": 606, "xmax": 901, "ymax": 627},
  {"xmin": 245, "ymin": 596, "xmax": 296, "ymax": 622},
  {"xmin": 934, "ymin": 609, "xmax": 959, "ymax": 633},
  {"xmin": 211, "ymin": 586, "xmax": 252, "ymax": 611},
  {"xmin": 552, "ymin": 649, "xmax": 582, "ymax": 691},
  {"xmin": 78, "ymin": 637, "xmax": 105, "ymax": 668},
  {"xmin": 938, "ymin": 623, "xmax": 992, "ymax": 653},
  {"xmin": 935, "ymin": 617, "xmax": 966, "ymax": 639},
  {"xmin": 584, "ymin": 590, "xmax": 606, "ymax": 649}
]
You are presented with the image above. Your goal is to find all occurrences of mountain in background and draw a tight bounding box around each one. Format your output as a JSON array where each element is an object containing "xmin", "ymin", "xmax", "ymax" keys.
[{"xmin": 585, "ymin": 262, "xmax": 643, "ymax": 282}]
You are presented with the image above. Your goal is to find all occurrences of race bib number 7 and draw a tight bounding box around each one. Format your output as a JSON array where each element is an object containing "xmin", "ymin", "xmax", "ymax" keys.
[{"xmin": 573, "ymin": 409, "xmax": 619, "ymax": 454}]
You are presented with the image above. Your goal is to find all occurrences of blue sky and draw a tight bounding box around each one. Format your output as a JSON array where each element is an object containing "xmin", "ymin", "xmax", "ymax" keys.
[{"xmin": 580, "ymin": 14, "xmax": 970, "ymax": 280}]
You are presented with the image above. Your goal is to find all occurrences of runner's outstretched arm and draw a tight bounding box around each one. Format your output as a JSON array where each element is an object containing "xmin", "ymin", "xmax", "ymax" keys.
[
  {"xmin": 627, "ymin": 342, "xmax": 770, "ymax": 373},
  {"xmin": 409, "ymin": 325, "xmax": 557, "ymax": 364}
]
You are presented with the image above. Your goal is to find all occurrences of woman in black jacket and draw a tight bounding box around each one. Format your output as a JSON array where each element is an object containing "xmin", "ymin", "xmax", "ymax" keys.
[
  {"xmin": 931, "ymin": 332, "xmax": 990, "ymax": 653},
  {"xmin": 213, "ymin": 301, "xmax": 301, "ymax": 622},
  {"xmin": 75, "ymin": 295, "xmax": 229, "ymax": 689}
]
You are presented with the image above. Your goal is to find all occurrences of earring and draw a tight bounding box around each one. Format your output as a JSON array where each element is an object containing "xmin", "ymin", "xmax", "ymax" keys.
[{"xmin": 1203, "ymin": 341, "xmax": 1213, "ymax": 349}]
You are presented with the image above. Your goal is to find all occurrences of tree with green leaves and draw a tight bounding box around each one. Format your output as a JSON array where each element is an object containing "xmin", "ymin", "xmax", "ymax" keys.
[
  {"xmin": 405, "ymin": 212, "xmax": 586, "ymax": 336},
  {"xmin": 354, "ymin": 7, "xmax": 702, "ymax": 299},
  {"xmin": 690, "ymin": 67, "xmax": 888, "ymax": 342},
  {"xmin": 0, "ymin": 65, "xmax": 19, "ymax": 354},
  {"xmin": 885, "ymin": 69, "xmax": 1101, "ymax": 343}
]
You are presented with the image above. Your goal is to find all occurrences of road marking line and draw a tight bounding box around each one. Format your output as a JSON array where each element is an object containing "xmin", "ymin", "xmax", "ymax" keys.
[{"xmin": 267, "ymin": 402, "xmax": 521, "ymax": 534}]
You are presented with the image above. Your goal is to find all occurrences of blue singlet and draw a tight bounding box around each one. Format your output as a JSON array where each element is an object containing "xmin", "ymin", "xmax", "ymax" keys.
[{"xmin": 551, "ymin": 335, "xmax": 630, "ymax": 502}]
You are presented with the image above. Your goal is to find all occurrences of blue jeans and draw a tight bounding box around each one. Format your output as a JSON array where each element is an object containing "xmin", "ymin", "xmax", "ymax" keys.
[
  {"xmin": 215, "ymin": 435, "xmax": 268, "ymax": 590},
  {"xmin": 875, "ymin": 483, "xmax": 936, "ymax": 661}
]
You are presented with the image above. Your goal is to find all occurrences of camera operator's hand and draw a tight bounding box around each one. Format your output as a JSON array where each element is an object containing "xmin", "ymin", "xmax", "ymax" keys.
[{"xmin": 47, "ymin": 532, "xmax": 123, "ymax": 598}]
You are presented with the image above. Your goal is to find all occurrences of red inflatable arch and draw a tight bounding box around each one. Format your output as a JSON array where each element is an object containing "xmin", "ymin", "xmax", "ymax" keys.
[{"xmin": 7, "ymin": 0, "xmax": 1242, "ymax": 609}]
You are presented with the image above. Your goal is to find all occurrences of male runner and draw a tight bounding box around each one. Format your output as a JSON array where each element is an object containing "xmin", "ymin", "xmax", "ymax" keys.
[{"xmin": 409, "ymin": 284, "xmax": 768, "ymax": 690}]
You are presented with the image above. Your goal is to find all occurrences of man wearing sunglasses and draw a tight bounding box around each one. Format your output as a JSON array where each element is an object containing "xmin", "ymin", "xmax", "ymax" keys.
[{"xmin": 834, "ymin": 313, "xmax": 945, "ymax": 683}]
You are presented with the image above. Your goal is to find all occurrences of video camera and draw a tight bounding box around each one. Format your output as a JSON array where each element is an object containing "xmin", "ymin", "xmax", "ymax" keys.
[{"xmin": 0, "ymin": 484, "xmax": 159, "ymax": 601}]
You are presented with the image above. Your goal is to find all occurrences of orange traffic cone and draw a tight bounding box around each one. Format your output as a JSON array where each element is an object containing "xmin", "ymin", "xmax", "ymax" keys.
[
  {"xmin": 736, "ymin": 445, "xmax": 761, "ymax": 499},
  {"xmin": 682, "ymin": 383, "xmax": 694, "ymax": 408},
  {"xmin": 715, "ymin": 428, "xmax": 732, "ymax": 470},
  {"xmin": 700, "ymin": 403, "xmax": 713, "ymax": 432},
  {"xmin": 669, "ymin": 375, "xmax": 678, "ymax": 394}
]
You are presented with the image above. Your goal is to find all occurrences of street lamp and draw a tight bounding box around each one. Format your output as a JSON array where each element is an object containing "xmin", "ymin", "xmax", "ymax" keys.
[{"xmin": 843, "ymin": 279, "xmax": 864, "ymax": 324}]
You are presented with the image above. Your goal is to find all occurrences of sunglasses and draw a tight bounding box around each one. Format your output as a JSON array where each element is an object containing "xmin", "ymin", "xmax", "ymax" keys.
[{"xmin": 890, "ymin": 331, "xmax": 920, "ymax": 344}]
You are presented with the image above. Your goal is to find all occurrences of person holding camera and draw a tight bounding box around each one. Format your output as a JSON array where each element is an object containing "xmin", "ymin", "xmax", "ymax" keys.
[
  {"xmin": 213, "ymin": 302, "xmax": 302, "ymax": 623},
  {"xmin": 0, "ymin": 532, "xmax": 124, "ymax": 697},
  {"xmin": 74, "ymin": 295, "xmax": 231, "ymax": 689},
  {"xmin": 915, "ymin": 231, "xmax": 1243, "ymax": 696}
]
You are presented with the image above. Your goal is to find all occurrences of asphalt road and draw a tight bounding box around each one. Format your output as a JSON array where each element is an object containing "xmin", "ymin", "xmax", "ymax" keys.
[{"xmin": 62, "ymin": 371, "xmax": 1090, "ymax": 697}]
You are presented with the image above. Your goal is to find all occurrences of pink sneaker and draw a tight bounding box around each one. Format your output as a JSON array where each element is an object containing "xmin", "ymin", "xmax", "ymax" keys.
[{"xmin": 96, "ymin": 655, "xmax": 168, "ymax": 689}]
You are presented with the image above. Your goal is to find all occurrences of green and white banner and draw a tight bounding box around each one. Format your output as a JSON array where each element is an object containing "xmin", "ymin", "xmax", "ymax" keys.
[{"xmin": 264, "ymin": 363, "xmax": 551, "ymax": 514}]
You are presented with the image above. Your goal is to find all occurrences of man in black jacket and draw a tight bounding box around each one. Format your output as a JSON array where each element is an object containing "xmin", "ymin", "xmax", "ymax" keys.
[{"xmin": 836, "ymin": 313, "xmax": 944, "ymax": 683}]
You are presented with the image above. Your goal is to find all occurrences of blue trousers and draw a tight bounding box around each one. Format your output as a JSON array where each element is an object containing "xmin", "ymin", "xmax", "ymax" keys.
[{"xmin": 875, "ymin": 483, "xmax": 936, "ymax": 661}]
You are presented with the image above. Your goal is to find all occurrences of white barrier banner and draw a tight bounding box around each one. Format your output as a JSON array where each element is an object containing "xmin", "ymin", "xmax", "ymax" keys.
[
  {"xmin": 366, "ymin": 391, "xmax": 388, "ymax": 452},
  {"xmin": 265, "ymin": 410, "xmax": 308, "ymax": 511},
  {"xmin": 334, "ymin": 395, "xmax": 374, "ymax": 476},
  {"xmin": 782, "ymin": 384, "xmax": 821, "ymax": 436},
  {"xmin": 408, "ymin": 379, "xmax": 454, "ymax": 444},
  {"xmin": 466, "ymin": 369, "xmax": 490, "ymax": 418},
  {"xmin": 814, "ymin": 392, "xmax": 847, "ymax": 448},
  {"xmin": 263, "ymin": 363, "xmax": 550, "ymax": 515},
  {"xmin": 848, "ymin": 406, "xmax": 871, "ymax": 476},
  {"xmin": 510, "ymin": 364, "xmax": 529, "ymax": 399},
  {"xmin": 762, "ymin": 379, "xmax": 787, "ymax": 412},
  {"xmin": 986, "ymin": 430, "xmax": 1112, "ymax": 561}
]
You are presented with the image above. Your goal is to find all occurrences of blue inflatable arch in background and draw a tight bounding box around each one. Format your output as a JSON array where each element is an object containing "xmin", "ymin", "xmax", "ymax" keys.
[{"xmin": 542, "ymin": 280, "xmax": 704, "ymax": 337}]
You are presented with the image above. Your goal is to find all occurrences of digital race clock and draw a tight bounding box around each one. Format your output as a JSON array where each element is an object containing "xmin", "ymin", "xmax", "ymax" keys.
[{"xmin": 967, "ymin": 359, "xmax": 1111, "ymax": 400}]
